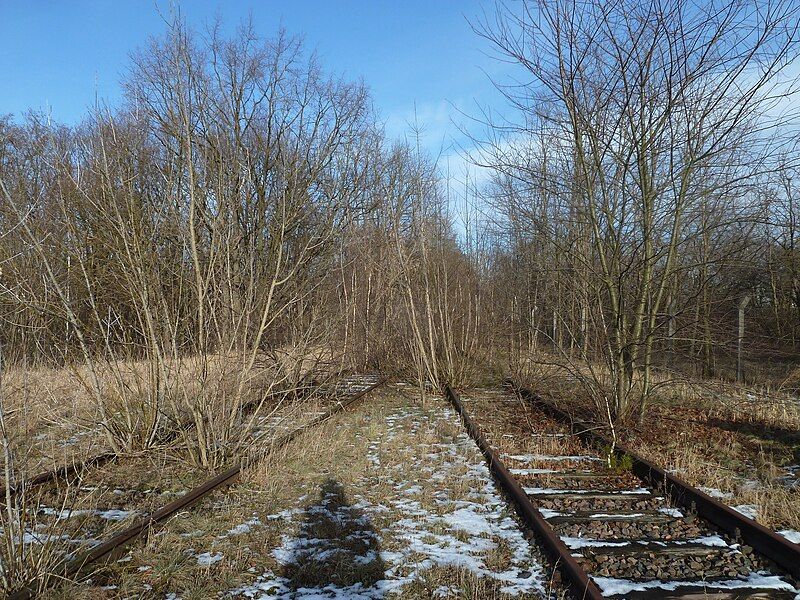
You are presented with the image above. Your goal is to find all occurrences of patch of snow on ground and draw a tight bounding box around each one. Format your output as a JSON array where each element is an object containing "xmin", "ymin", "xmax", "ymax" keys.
[
  {"xmin": 509, "ymin": 468, "xmax": 561, "ymax": 475},
  {"xmin": 561, "ymin": 534, "xmax": 731, "ymax": 550},
  {"xmin": 561, "ymin": 537, "xmax": 629, "ymax": 549},
  {"xmin": 732, "ymin": 504, "xmax": 759, "ymax": 520},
  {"xmin": 698, "ymin": 486, "xmax": 734, "ymax": 499},
  {"xmin": 97, "ymin": 509, "xmax": 138, "ymax": 520},
  {"xmin": 196, "ymin": 552, "xmax": 224, "ymax": 566},
  {"xmin": 227, "ymin": 516, "xmax": 262, "ymax": 536},
  {"xmin": 40, "ymin": 507, "xmax": 138, "ymax": 521},
  {"xmin": 683, "ymin": 535, "xmax": 730, "ymax": 547},
  {"xmin": 266, "ymin": 508, "xmax": 303, "ymax": 522},
  {"xmin": 525, "ymin": 487, "xmax": 649, "ymax": 496},
  {"xmin": 19, "ymin": 529, "xmax": 100, "ymax": 548},
  {"xmin": 778, "ymin": 529, "xmax": 800, "ymax": 544},
  {"xmin": 230, "ymin": 574, "xmax": 405, "ymax": 599},
  {"xmin": 593, "ymin": 572, "xmax": 798, "ymax": 596},
  {"xmin": 506, "ymin": 453, "xmax": 602, "ymax": 462},
  {"xmin": 524, "ymin": 487, "xmax": 592, "ymax": 495}
]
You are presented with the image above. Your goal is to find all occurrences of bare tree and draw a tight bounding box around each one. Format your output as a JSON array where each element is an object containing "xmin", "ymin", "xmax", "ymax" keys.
[{"xmin": 477, "ymin": 0, "xmax": 800, "ymax": 421}]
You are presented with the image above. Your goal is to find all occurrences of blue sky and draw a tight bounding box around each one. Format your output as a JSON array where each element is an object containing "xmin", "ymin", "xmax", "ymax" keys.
[{"xmin": 0, "ymin": 0, "xmax": 513, "ymax": 162}]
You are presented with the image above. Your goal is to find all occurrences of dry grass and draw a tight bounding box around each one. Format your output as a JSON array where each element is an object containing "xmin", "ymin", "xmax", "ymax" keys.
[
  {"xmin": 5, "ymin": 351, "xmax": 353, "ymax": 597},
  {"xmin": 646, "ymin": 368, "xmax": 800, "ymax": 430},
  {"xmin": 635, "ymin": 430, "xmax": 800, "ymax": 532},
  {"xmin": 639, "ymin": 371, "xmax": 800, "ymax": 531},
  {"xmin": 45, "ymin": 395, "xmax": 386, "ymax": 599},
  {"xmin": 0, "ymin": 489, "xmax": 77, "ymax": 595},
  {"xmin": 50, "ymin": 385, "xmax": 557, "ymax": 599},
  {"xmin": 7, "ymin": 348, "xmax": 340, "ymax": 479}
]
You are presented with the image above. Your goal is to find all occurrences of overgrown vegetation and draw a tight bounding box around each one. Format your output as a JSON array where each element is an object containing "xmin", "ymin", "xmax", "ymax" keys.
[
  {"xmin": 3, "ymin": 2, "xmax": 799, "ymax": 440},
  {"xmin": 2, "ymin": 1, "xmax": 800, "ymax": 595},
  {"xmin": 476, "ymin": 0, "xmax": 800, "ymax": 423}
]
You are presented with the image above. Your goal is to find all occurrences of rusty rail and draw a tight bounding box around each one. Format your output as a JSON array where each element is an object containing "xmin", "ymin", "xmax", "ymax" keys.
[
  {"xmin": 511, "ymin": 383, "xmax": 800, "ymax": 580},
  {"xmin": 10, "ymin": 376, "xmax": 383, "ymax": 600},
  {"xmin": 7, "ymin": 452, "xmax": 118, "ymax": 502},
  {"xmin": 444, "ymin": 385, "xmax": 604, "ymax": 600}
]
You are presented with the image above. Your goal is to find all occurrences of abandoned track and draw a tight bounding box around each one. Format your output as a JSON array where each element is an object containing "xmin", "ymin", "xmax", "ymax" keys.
[
  {"xmin": 15, "ymin": 378, "xmax": 798, "ymax": 599},
  {"xmin": 11, "ymin": 373, "xmax": 357, "ymax": 501},
  {"xmin": 11, "ymin": 374, "xmax": 382, "ymax": 600},
  {"xmin": 447, "ymin": 385, "xmax": 800, "ymax": 599},
  {"xmin": 7, "ymin": 451, "xmax": 118, "ymax": 501}
]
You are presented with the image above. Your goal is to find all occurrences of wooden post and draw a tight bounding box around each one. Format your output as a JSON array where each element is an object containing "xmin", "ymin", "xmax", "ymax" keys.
[
  {"xmin": 667, "ymin": 291, "xmax": 675, "ymax": 364},
  {"xmin": 737, "ymin": 294, "xmax": 751, "ymax": 383}
]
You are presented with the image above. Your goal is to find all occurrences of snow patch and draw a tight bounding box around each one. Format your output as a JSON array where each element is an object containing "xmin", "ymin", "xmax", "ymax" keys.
[
  {"xmin": 778, "ymin": 529, "xmax": 800, "ymax": 544},
  {"xmin": 698, "ymin": 486, "xmax": 734, "ymax": 500},
  {"xmin": 593, "ymin": 572, "xmax": 798, "ymax": 596},
  {"xmin": 196, "ymin": 552, "xmax": 224, "ymax": 566},
  {"xmin": 506, "ymin": 453, "xmax": 602, "ymax": 462},
  {"xmin": 685, "ymin": 535, "xmax": 730, "ymax": 548},
  {"xmin": 732, "ymin": 504, "xmax": 759, "ymax": 520},
  {"xmin": 538, "ymin": 509, "xmax": 563, "ymax": 519},
  {"xmin": 509, "ymin": 468, "xmax": 561, "ymax": 475},
  {"xmin": 227, "ymin": 516, "xmax": 262, "ymax": 536},
  {"xmin": 40, "ymin": 507, "xmax": 138, "ymax": 521},
  {"xmin": 524, "ymin": 487, "xmax": 649, "ymax": 496},
  {"xmin": 561, "ymin": 537, "xmax": 629, "ymax": 549}
]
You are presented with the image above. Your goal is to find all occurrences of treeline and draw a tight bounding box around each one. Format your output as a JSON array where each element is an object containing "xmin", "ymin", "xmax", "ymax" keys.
[
  {"xmin": 0, "ymin": 24, "xmax": 465, "ymax": 368},
  {"xmin": 3, "ymin": 1, "xmax": 800, "ymax": 442}
]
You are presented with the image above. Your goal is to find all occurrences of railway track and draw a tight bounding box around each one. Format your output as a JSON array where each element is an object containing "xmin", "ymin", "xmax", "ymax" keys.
[
  {"xmin": 15, "ymin": 377, "xmax": 797, "ymax": 598},
  {"xmin": 446, "ymin": 385, "xmax": 800, "ymax": 599},
  {"xmin": 11, "ymin": 373, "xmax": 382, "ymax": 600}
]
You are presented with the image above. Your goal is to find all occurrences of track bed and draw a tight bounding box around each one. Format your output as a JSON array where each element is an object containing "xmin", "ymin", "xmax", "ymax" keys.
[
  {"xmin": 32, "ymin": 382, "xmax": 556, "ymax": 599},
  {"xmin": 455, "ymin": 388, "xmax": 800, "ymax": 599}
]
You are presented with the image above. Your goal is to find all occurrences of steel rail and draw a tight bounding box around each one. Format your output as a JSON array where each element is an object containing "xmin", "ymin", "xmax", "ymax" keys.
[
  {"xmin": 10, "ymin": 376, "xmax": 383, "ymax": 600},
  {"xmin": 7, "ymin": 452, "xmax": 118, "ymax": 502},
  {"xmin": 511, "ymin": 382, "xmax": 800, "ymax": 580},
  {"xmin": 444, "ymin": 384, "xmax": 604, "ymax": 600}
]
